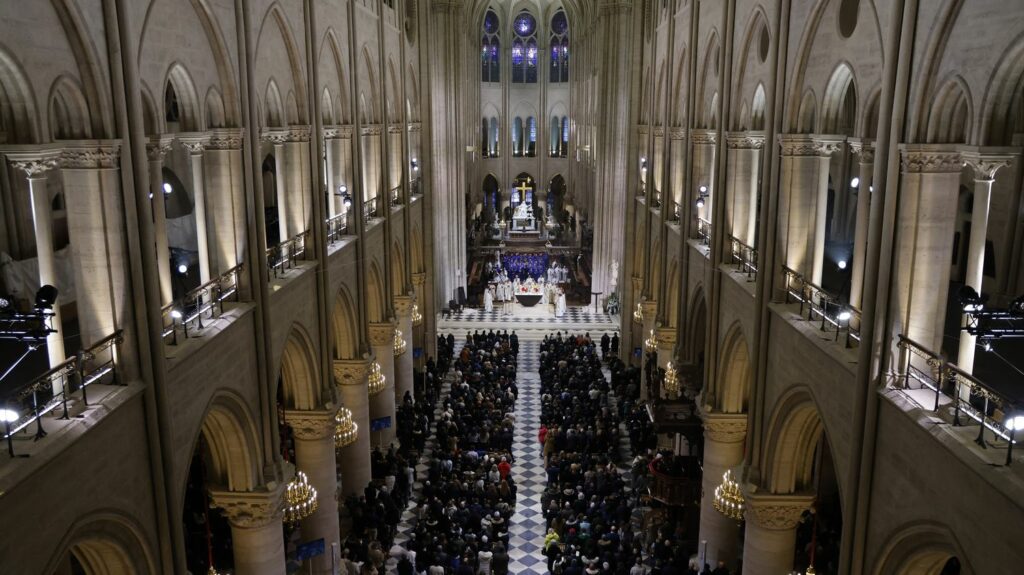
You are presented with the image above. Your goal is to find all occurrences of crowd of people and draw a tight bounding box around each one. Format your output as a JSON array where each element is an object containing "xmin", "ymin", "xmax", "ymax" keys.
[{"xmin": 392, "ymin": 330, "xmax": 521, "ymax": 575}]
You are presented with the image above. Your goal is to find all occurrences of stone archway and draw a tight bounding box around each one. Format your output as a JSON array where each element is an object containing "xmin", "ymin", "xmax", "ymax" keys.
[
  {"xmin": 47, "ymin": 513, "xmax": 156, "ymax": 575},
  {"xmin": 872, "ymin": 522, "xmax": 972, "ymax": 575},
  {"xmin": 716, "ymin": 323, "xmax": 751, "ymax": 414},
  {"xmin": 279, "ymin": 325, "xmax": 321, "ymax": 410}
]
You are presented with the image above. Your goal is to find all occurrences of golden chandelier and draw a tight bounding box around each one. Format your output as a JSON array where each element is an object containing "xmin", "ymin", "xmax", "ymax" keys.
[
  {"xmin": 393, "ymin": 328, "xmax": 407, "ymax": 356},
  {"xmin": 334, "ymin": 407, "xmax": 358, "ymax": 448},
  {"xmin": 411, "ymin": 303, "xmax": 423, "ymax": 326},
  {"xmin": 713, "ymin": 470, "xmax": 745, "ymax": 521},
  {"xmin": 663, "ymin": 361, "xmax": 680, "ymax": 395},
  {"xmin": 644, "ymin": 328, "xmax": 659, "ymax": 353},
  {"xmin": 368, "ymin": 361, "xmax": 386, "ymax": 395},
  {"xmin": 633, "ymin": 302, "xmax": 644, "ymax": 324},
  {"xmin": 283, "ymin": 470, "xmax": 318, "ymax": 524}
]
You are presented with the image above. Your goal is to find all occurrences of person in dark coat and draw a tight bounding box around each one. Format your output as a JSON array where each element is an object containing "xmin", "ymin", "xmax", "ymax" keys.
[
  {"xmin": 491, "ymin": 543, "xmax": 509, "ymax": 575},
  {"xmin": 610, "ymin": 333, "xmax": 620, "ymax": 357},
  {"xmin": 600, "ymin": 333, "xmax": 611, "ymax": 361}
]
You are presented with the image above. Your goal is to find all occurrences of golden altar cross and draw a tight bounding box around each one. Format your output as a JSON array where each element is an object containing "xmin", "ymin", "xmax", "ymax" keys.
[{"xmin": 514, "ymin": 180, "xmax": 532, "ymax": 202}]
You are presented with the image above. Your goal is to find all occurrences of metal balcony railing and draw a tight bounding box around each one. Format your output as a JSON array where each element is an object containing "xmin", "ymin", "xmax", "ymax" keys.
[
  {"xmin": 389, "ymin": 186, "xmax": 403, "ymax": 207},
  {"xmin": 161, "ymin": 264, "xmax": 244, "ymax": 341},
  {"xmin": 782, "ymin": 266, "xmax": 861, "ymax": 347},
  {"xmin": 1, "ymin": 330, "xmax": 123, "ymax": 455},
  {"xmin": 669, "ymin": 200, "xmax": 681, "ymax": 222},
  {"xmin": 696, "ymin": 217, "xmax": 711, "ymax": 245},
  {"xmin": 727, "ymin": 235, "xmax": 758, "ymax": 280},
  {"xmin": 895, "ymin": 335, "xmax": 1020, "ymax": 465},
  {"xmin": 266, "ymin": 231, "xmax": 309, "ymax": 278},
  {"xmin": 363, "ymin": 197, "xmax": 380, "ymax": 222},
  {"xmin": 326, "ymin": 212, "xmax": 350, "ymax": 244}
]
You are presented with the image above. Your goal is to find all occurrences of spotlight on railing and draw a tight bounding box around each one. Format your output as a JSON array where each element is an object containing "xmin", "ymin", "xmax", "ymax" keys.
[{"xmin": 959, "ymin": 285, "xmax": 987, "ymax": 313}]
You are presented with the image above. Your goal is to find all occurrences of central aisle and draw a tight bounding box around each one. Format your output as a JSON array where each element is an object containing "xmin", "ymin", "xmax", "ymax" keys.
[{"xmin": 506, "ymin": 339, "xmax": 547, "ymax": 575}]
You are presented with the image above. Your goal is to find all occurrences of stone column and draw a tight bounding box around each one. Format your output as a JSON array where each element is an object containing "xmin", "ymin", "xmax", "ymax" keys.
[
  {"xmin": 894, "ymin": 147, "xmax": 963, "ymax": 352},
  {"xmin": 205, "ymin": 129, "xmax": 246, "ymax": 276},
  {"xmin": 741, "ymin": 492, "xmax": 815, "ymax": 575},
  {"xmin": 724, "ymin": 133, "xmax": 764, "ymax": 247},
  {"xmin": 145, "ymin": 135, "xmax": 175, "ymax": 305},
  {"xmin": 289, "ymin": 127, "xmax": 312, "ymax": 237},
  {"xmin": 957, "ymin": 151, "xmax": 1013, "ymax": 372},
  {"xmin": 58, "ymin": 142, "xmax": 125, "ymax": 348},
  {"xmin": 848, "ymin": 139, "xmax": 874, "ymax": 309},
  {"xmin": 286, "ymin": 407, "xmax": 342, "ymax": 575},
  {"xmin": 393, "ymin": 296, "xmax": 415, "ymax": 405},
  {"xmin": 368, "ymin": 322, "xmax": 397, "ymax": 446},
  {"xmin": 697, "ymin": 412, "xmax": 747, "ymax": 570},
  {"xmin": 9, "ymin": 150, "xmax": 65, "ymax": 369},
  {"xmin": 324, "ymin": 127, "xmax": 340, "ymax": 219},
  {"xmin": 776, "ymin": 135, "xmax": 841, "ymax": 283},
  {"xmin": 690, "ymin": 130, "xmax": 717, "ymax": 229},
  {"xmin": 262, "ymin": 130, "xmax": 289, "ymax": 243},
  {"xmin": 179, "ymin": 133, "xmax": 213, "ymax": 285},
  {"xmin": 639, "ymin": 299, "xmax": 659, "ymax": 401},
  {"xmin": 333, "ymin": 359, "xmax": 372, "ymax": 496},
  {"xmin": 210, "ymin": 484, "xmax": 287, "ymax": 575}
]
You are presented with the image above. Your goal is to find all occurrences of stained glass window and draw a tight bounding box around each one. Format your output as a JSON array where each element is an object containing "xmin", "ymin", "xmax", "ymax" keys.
[
  {"xmin": 514, "ymin": 13, "xmax": 536, "ymax": 37},
  {"xmin": 550, "ymin": 10, "xmax": 570, "ymax": 83},
  {"xmin": 481, "ymin": 10, "xmax": 500, "ymax": 82},
  {"xmin": 512, "ymin": 11, "xmax": 537, "ymax": 84}
]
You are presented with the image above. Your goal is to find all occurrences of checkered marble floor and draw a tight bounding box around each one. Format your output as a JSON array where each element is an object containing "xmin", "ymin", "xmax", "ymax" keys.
[{"xmin": 507, "ymin": 340, "xmax": 547, "ymax": 575}]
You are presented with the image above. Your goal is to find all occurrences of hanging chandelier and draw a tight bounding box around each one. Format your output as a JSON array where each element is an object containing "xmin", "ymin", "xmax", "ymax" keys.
[
  {"xmin": 334, "ymin": 407, "xmax": 358, "ymax": 448},
  {"xmin": 633, "ymin": 302, "xmax": 644, "ymax": 324},
  {"xmin": 283, "ymin": 470, "xmax": 318, "ymax": 524},
  {"xmin": 393, "ymin": 328, "xmax": 407, "ymax": 356},
  {"xmin": 368, "ymin": 361, "xmax": 386, "ymax": 395},
  {"xmin": 644, "ymin": 328, "xmax": 659, "ymax": 353},
  {"xmin": 713, "ymin": 470, "xmax": 745, "ymax": 521},
  {"xmin": 411, "ymin": 303, "xmax": 423, "ymax": 326},
  {"xmin": 664, "ymin": 361, "xmax": 680, "ymax": 395},
  {"xmin": 207, "ymin": 568, "xmax": 224, "ymax": 575}
]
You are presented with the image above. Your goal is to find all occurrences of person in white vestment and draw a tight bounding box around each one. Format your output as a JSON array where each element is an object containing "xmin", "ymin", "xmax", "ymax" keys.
[
  {"xmin": 555, "ymin": 288, "xmax": 567, "ymax": 317},
  {"xmin": 484, "ymin": 286, "xmax": 494, "ymax": 312},
  {"xmin": 540, "ymin": 278, "xmax": 548, "ymax": 305}
]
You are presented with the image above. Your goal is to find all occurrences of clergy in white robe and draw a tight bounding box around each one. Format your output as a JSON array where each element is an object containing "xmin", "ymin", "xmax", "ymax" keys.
[
  {"xmin": 484, "ymin": 287, "xmax": 494, "ymax": 312},
  {"xmin": 555, "ymin": 288, "xmax": 567, "ymax": 317}
]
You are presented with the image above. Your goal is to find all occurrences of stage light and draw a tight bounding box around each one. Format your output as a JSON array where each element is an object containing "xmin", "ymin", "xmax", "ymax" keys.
[
  {"xmin": 869, "ymin": 185, "xmax": 874, "ymax": 193},
  {"xmin": 0, "ymin": 296, "xmax": 10, "ymax": 310},
  {"xmin": 1007, "ymin": 415, "xmax": 1024, "ymax": 432},
  {"xmin": 695, "ymin": 197, "xmax": 705, "ymax": 209},
  {"xmin": 699, "ymin": 185, "xmax": 708, "ymax": 194},
  {"xmin": 178, "ymin": 263, "xmax": 188, "ymax": 275},
  {"xmin": 170, "ymin": 309, "xmax": 183, "ymax": 320},
  {"xmin": 34, "ymin": 285, "xmax": 58, "ymax": 310},
  {"xmin": 0, "ymin": 408, "xmax": 18, "ymax": 423},
  {"xmin": 838, "ymin": 310, "xmax": 852, "ymax": 322},
  {"xmin": 982, "ymin": 340, "xmax": 993, "ymax": 352},
  {"xmin": 959, "ymin": 285, "xmax": 987, "ymax": 313},
  {"xmin": 1009, "ymin": 296, "xmax": 1024, "ymax": 316},
  {"xmin": 163, "ymin": 182, "xmax": 172, "ymax": 195},
  {"xmin": 850, "ymin": 177, "xmax": 860, "ymax": 189},
  {"xmin": 837, "ymin": 260, "xmax": 847, "ymax": 270}
]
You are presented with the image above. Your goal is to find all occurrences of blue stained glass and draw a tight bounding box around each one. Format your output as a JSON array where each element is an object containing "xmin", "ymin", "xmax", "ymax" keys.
[
  {"xmin": 490, "ymin": 43, "xmax": 499, "ymax": 62},
  {"xmin": 552, "ymin": 45, "xmax": 560, "ymax": 63},
  {"xmin": 484, "ymin": 10, "xmax": 499, "ymax": 34},
  {"xmin": 527, "ymin": 43, "xmax": 537, "ymax": 66},
  {"xmin": 514, "ymin": 12, "xmax": 536, "ymax": 37},
  {"xmin": 512, "ymin": 41, "xmax": 524, "ymax": 65},
  {"xmin": 551, "ymin": 11, "xmax": 568, "ymax": 35}
]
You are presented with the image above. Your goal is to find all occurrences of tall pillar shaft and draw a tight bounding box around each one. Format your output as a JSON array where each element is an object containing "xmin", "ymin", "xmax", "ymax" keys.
[
  {"xmin": 639, "ymin": 299, "xmax": 658, "ymax": 401},
  {"xmin": 146, "ymin": 136, "xmax": 175, "ymax": 304},
  {"xmin": 848, "ymin": 140, "xmax": 874, "ymax": 309},
  {"xmin": 334, "ymin": 359, "xmax": 372, "ymax": 496},
  {"xmin": 272, "ymin": 141, "xmax": 288, "ymax": 241},
  {"xmin": 393, "ymin": 297, "xmax": 415, "ymax": 405},
  {"xmin": 690, "ymin": 131, "xmax": 717, "ymax": 228},
  {"xmin": 894, "ymin": 147, "xmax": 962, "ymax": 352},
  {"xmin": 777, "ymin": 135, "xmax": 840, "ymax": 283},
  {"xmin": 205, "ymin": 130, "xmax": 245, "ymax": 276},
  {"xmin": 287, "ymin": 408, "xmax": 341, "ymax": 575},
  {"xmin": 741, "ymin": 492, "xmax": 814, "ymax": 575},
  {"xmin": 210, "ymin": 485, "xmax": 288, "ymax": 575},
  {"xmin": 725, "ymin": 134, "xmax": 764, "ymax": 247},
  {"xmin": 181, "ymin": 135, "xmax": 212, "ymax": 285},
  {"xmin": 369, "ymin": 322, "xmax": 397, "ymax": 447},
  {"xmin": 697, "ymin": 412, "xmax": 747, "ymax": 570},
  {"xmin": 325, "ymin": 132, "xmax": 340, "ymax": 219}
]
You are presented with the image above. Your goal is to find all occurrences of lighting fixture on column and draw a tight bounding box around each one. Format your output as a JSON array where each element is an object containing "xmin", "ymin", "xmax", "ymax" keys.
[
  {"xmin": 411, "ymin": 303, "xmax": 423, "ymax": 327},
  {"xmin": 633, "ymin": 302, "xmax": 644, "ymax": 324},
  {"xmin": 393, "ymin": 328, "xmax": 407, "ymax": 356},
  {"xmin": 850, "ymin": 176, "xmax": 860, "ymax": 189},
  {"xmin": 334, "ymin": 407, "xmax": 358, "ymax": 448},
  {"xmin": 644, "ymin": 329, "xmax": 659, "ymax": 353},
  {"xmin": 170, "ymin": 309, "xmax": 183, "ymax": 345},
  {"xmin": 178, "ymin": 263, "xmax": 189, "ymax": 275},
  {"xmin": 713, "ymin": 469, "xmax": 745, "ymax": 520},
  {"xmin": 837, "ymin": 260, "xmax": 847, "ymax": 270},
  {"xmin": 411, "ymin": 158, "xmax": 419, "ymax": 173},
  {"xmin": 695, "ymin": 185, "xmax": 709, "ymax": 208},
  {"xmin": 663, "ymin": 361, "xmax": 680, "ymax": 395},
  {"xmin": 368, "ymin": 361, "xmax": 386, "ymax": 395},
  {"xmin": 282, "ymin": 470, "xmax": 318, "ymax": 524},
  {"xmin": 338, "ymin": 185, "xmax": 352, "ymax": 210},
  {"xmin": 163, "ymin": 182, "xmax": 173, "ymax": 195}
]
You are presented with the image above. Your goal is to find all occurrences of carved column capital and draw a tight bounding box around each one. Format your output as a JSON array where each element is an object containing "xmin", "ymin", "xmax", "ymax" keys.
[
  {"xmin": 690, "ymin": 129, "xmax": 717, "ymax": 146},
  {"xmin": 333, "ymin": 358, "xmax": 372, "ymax": 386},
  {"xmin": 961, "ymin": 149, "xmax": 1014, "ymax": 182},
  {"xmin": 778, "ymin": 134, "xmax": 841, "ymax": 157},
  {"xmin": 655, "ymin": 327, "xmax": 678, "ymax": 349},
  {"xmin": 284, "ymin": 407, "xmax": 337, "ymax": 441},
  {"xmin": 368, "ymin": 322, "xmax": 396, "ymax": 347},
  {"xmin": 58, "ymin": 141, "xmax": 121, "ymax": 169},
  {"xmin": 145, "ymin": 135, "xmax": 175, "ymax": 161},
  {"xmin": 393, "ymin": 295, "xmax": 415, "ymax": 317},
  {"xmin": 208, "ymin": 128, "xmax": 245, "ymax": 150},
  {"xmin": 725, "ymin": 132, "xmax": 765, "ymax": 150},
  {"xmin": 262, "ymin": 126, "xmax": 311, "ymax": 144},
  {"xmin": 361, "ymin": 124, "xmax": 383, "ymax": 136},
  {"xmin": 323, "ymin": 125, "xmax": 343, "ymax": 140},
  {"xmin": 899, "ymin": 145, "xmax": 963, "ymax": 174},
  {"xmin": 641, "ymin": 299, "xmax": 659, "ymax": 319},
  {"xmin": 411, "ymin": 272, "xmax": 427, "ymax": 288},
  {"xmin": 668, "ymin": 127, "xmax": 687, "ymax": 141},
  {"xmin": 178, "ymin": 132, "xmax": 212, "ymax": 155},
  {"xmin": 700, "ymin": 410, "xmax": 748, "ymax": 443},
  {"xmin": 408, "ymin": 122, "xmax": 422, "ymax": 133},
  {"xmin": 848, "ymin": 138, "xmax": 875, "ymax": 164},
  {"xmin": 6, "ymin": 147, "xmax": 63, "ymax": 178},
  {"xmin": 743, "ymin": 492, "xmax": 815, "ymax": 531},
  {"xmin": 209, "ymin": 481, "xmax": 288, "ymax": 529}
]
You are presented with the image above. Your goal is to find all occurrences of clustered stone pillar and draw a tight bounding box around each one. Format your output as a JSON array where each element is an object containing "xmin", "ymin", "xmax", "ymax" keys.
[
  {"xmin": 393, "ymin": 296, "xmax": 415, "ymax": 404},
  {"xmin": 777, "ymin": 135, "xmax": 841, "ymax": 284},
  {"xmin": 210, "ymin": 484, "xmax": 288, "ymax": 575},
  {"xmin": 285, "ymin": 126, "xmax": 312, "ymax": 238},
  {"xmin": 324, "ymin": 127, "xmax": 341, "ymax": 220},
  {"xmin": 9, "ymin": 150, "xmax": 65, "ymax": 369},
  {"xmin": 724, "ymin": 133, "xmax": 764, "ymax": 247},
  {"xmin": 639, "ymin": 299, "xmax": 659, "ymax": 400},
  {"xmin": 262, "ymin": 130, "xmax": 289, "ymax": 243},
  {"xmin": 145, "ymin": 135, "xmax": 176, "ymax": 305},
  {"xmin": 286, "ymin": 407, "xmax": 341, "ymax": 575},
  {"xmin": 741, "ymin": 492, "xmax": 815, "ymax": 575},
  {"xmin": 894, "ymin": 147, "xmax": 963, "ymax": 352},
  {"xmin": 368, "ymin": 322, "xmax": 397, "ymax": 446},
  {"xmin": 334, "ymin": 359, "xmax": 372, "ymax": 496},
  {"xmin": 205, "ymin": 129, "xmax": 246, "ymax": 275},
  {"xmin": 957, "ymin": 152, "xmax": 1013, "ymax": 373},
  {"xmin": 59, "ymin": 142, "xmax": 127, "ymax": 348},
  {"xmin": 179, "ymin": 134, "xmax": 213, "ymax": 285},
  {"xmin": 847, "ymin": 139, "xmax": 874, "ymax": 309},
  {"xmin": 697, "ymin": 411, "xmax": 747, "ymax": 570}
]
